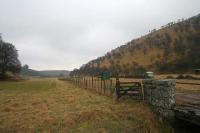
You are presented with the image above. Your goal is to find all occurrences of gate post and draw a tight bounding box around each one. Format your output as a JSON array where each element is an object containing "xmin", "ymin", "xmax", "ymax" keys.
[
  {"xmin": 143, "ymin": 79, "xmax": 176, "ymax": 122},
  {"xmin": 115, "ymin": 77, "xmax": 120, "ymax": 98}
]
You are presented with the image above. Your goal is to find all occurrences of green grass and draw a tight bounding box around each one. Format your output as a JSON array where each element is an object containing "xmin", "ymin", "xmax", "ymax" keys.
[{"xmin": 0, "ymin": 78, "xmax": 171, "ymax": 133}]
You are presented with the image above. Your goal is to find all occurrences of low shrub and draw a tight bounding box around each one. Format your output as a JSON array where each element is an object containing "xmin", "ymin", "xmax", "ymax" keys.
[
  {"xmin": 176, "ymin": 74, "xmax": 200, "ymax": 80},
  {"xmin": 176, "ymin": 74, "xmax": 185, "ymax": 79},
  {"xmin": 166, "ymin": 76, "xmax": 175, "ymax": 79}
]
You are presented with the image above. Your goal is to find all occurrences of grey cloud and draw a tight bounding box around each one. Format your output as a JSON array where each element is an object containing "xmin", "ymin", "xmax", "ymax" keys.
[{"xmin": 0, "ymin": 0, "xmax": 200, "ymax": 70}]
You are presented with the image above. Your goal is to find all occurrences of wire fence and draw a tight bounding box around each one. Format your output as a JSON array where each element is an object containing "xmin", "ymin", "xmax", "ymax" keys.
[
  {"xmin": 59, "ymin": 77, "xmax": 200, "ymax": 100},
  {"xmin": 67, "ymin": 77, "xmax": 116, "ymax": 96}
]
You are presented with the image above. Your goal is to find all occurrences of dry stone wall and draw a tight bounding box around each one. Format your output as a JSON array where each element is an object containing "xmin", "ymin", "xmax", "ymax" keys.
[{"xmin": 143, "ymin": 79, "xmax": 176, "ymax": 120}]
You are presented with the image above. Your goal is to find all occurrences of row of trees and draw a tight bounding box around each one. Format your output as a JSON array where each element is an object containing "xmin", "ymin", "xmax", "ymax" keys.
[
  {"xmin": 70, "ymin": 61, "xmax": 146, "ymax": 78},
  {"xmin": 70, "ymin": 14, "xmax": 200, "ymax": 77},
  {"xmin": 0, "ymin": 35, "xmax": 21, "ymax": 80}
]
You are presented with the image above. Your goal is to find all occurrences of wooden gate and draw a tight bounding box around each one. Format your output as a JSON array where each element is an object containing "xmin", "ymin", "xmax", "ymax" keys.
[{"xmin": 115, "ymin": 79, "xmax": 143, "ymax": 99}]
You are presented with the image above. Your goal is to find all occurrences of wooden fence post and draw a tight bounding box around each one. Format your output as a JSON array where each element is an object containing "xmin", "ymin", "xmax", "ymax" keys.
[
  {"xmin": 84, "ymin": 77, "xmax": 86, "ymax": 89},
  {"xmin": 100, "ymin": 79, "xmax": 102, "ymax": 94},
  {"xmin": 86, "ymin": 79, "xmax": 88, "ymax": 89},
  {"xmin": 97, "ymin": 79, "xmax": 99, "ymax": 93},
  {"xmin": 110, "ymin": 79, "xmax": 113, "ymax": 96},
  {"xmin": 95, "ymin": 79, "xmax": 97, "ymax": 91},
  {"xmin": 103, "ymin": 80, "xmax": 106, "ymax": 95},
  {"xmin": 141, "ymin": 83, "xmax": 144, "ymax": 101},
  {"xmin": 92, "ymin": 76, "xmax": 94, "ymax": 89},
  {"xmin": 89, "ymin": 79, "xmax": 91, "ymax": 89}
]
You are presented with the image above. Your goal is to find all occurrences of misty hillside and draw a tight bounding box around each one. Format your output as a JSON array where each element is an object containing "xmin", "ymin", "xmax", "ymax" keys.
[
  {"xmin": 21, "ymin": 69, "xmax": 70, "ymax": 77},
  {"xmin": 71, "ymin": 14, "xmax": 200, "ymax": 77}
]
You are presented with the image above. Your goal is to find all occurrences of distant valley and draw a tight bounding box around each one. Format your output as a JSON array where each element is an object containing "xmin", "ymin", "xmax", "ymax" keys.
[{"xmin": 21, "ymin": 68, "xmax": 70, "ymax": 77}]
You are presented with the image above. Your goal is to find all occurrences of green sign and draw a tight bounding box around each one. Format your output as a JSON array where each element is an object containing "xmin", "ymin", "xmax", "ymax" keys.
[{"xmin": 101, "ymin": 72, "xmax": 110, "ymax": 80}]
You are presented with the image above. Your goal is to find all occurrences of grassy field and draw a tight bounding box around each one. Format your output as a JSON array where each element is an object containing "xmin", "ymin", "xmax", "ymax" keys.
[{"xmin": 0, "ymin": 78, "xmax": 171, "ymax": 133}]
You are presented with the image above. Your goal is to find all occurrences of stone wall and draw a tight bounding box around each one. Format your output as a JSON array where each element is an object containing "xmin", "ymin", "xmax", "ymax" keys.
[{"xmin": 142, "ymin": 79, "xmax": 176, "ymax": 120}]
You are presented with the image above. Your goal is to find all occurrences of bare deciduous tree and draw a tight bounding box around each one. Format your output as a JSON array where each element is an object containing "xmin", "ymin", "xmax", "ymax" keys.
[{"xmin": 0, "ymin": 35, "xmax": 21, "ymax": 79}]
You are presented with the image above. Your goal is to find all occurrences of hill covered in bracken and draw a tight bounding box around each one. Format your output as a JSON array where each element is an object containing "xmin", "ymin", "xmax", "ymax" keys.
[{"xmin": 71, "ymin": 14, "xmax": 200, "ymax": 77}]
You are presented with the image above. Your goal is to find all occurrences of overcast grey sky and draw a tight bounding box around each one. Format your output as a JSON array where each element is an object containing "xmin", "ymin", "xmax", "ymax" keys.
[{"xmin": 0, "ymin": 0, "xmax": 200, "ymax": 70}]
